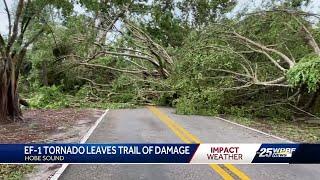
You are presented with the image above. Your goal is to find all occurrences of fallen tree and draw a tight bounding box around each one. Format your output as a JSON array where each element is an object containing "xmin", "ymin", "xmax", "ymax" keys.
[
  {"xmin": 211, "ymin": 10, "xmax": 320, "ymax": 115},
  {"xmin": 170, "ymin": 8, "xmax": 320, "ymax": 117}
]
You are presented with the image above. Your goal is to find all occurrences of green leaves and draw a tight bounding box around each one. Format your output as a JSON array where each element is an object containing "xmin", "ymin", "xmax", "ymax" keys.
[
  {"xmin": 175, "ymin": 89, "xmax": 224, "ymax": 116},
  {"xmin": 177, "ymin": 0, "xmax": 235, "ymax": 27},
  {"xmin": 28, "ymin": 86, "xmax": 70, "ymax": 109},
  {"xmin": 0, "ymin": 165, "xmax": 34, "ymax": 180},
  {"xmin": 287, "ymin": 54, "xmax": 320, "ymax": 92},
  {"xmin": 25, "ymin": 0, "xmax": 74, "ymax": 18}
]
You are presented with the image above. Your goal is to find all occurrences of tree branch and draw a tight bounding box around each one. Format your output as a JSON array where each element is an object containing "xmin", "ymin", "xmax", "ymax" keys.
[
  {"xmin": 200, "ymin": 45, "xmax": 254, "ymax": 75},
  {"xmin": 124, "ymin": 20, "xmax": 173, "ymax": 65},
  {"xmin": 232, "ymin": 31, "xmax": 295, "ymax": 68},
  {"xmin": 77, "ymin": 76, "xmax": 111, "ymax": 87},
  {"xmin": 21, "ymin": 28, "xmax": 45, "ymax": 50},
  {"xmin": 245, "ymin": 9, "xmax": 320, "ymax": 19},
  {"xmin": 288, "ymin": 103, "xmax": 320, "ymax": 119},
  {"xmin": 221, "ymin": 83, "xmax": 253, "ymax": 91},
  {"xmin": 293, "ymin": 16, "xmax": 320, "ymax": 55},
  {"xmin": 209, "ymin": 68, "xmax": 253, "ymax": 79},
  {"xmin": 3, "ymin": 0, "xmax": 11, "ymax": 36},
  {"xmin": 79, "ymin": 62, "xmax": 143, "ymax": 74},
  {"xmin": 255, "ymin": 77, "xmax": 290, "ymax": 87},
  {"xmin": 112, "ymin": 47, "xmax": 154, "ymax": 58},
  {"xmin": 6, "ymin": 0, "xmax": 24, "ymax": 54},
  {"xmin": 98, "ymin": 50, "xmax": 160, "ymax": 66},
  {"xmin": 16, "ymin": 17, "xmax": 32, "ymax": 47},
  {"xmin": 246, "ymin": 44, "xmax": 287, "ymax": 72}
]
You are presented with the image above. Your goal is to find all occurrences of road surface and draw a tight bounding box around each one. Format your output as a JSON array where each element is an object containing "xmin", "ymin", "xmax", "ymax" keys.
[{"xmin": 60, "ymin": 107, "xmax": 320, "ymax": 180}]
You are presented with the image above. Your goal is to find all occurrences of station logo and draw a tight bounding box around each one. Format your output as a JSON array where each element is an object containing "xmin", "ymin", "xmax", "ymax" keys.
[{"xmin": 256, "ymin": 147, "xmax": 296, "ymax": 158}]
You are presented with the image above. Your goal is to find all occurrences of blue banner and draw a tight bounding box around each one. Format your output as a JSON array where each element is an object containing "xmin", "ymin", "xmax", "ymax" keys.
[{"xmin": 0, "ymin": 144, "xmax": 199, "ymax": 163}]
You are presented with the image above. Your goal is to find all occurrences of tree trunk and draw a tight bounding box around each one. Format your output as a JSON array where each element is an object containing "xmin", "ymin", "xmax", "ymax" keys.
[
  {"xmin": 42, "ymin": 61, "xmax": 48, "ymax": 86},
  {"xmin": 0, "ymin": 56, "xmax": 21, "ymax": 122},
  {"xmin": 311, "ymin": 90, "xmax": 320, "ymax": 114}
]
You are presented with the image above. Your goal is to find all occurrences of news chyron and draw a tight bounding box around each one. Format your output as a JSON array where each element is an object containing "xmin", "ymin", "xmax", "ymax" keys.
[{"xmin": 0, "ymin": 143, "xmax": 318, "ymax": 164}]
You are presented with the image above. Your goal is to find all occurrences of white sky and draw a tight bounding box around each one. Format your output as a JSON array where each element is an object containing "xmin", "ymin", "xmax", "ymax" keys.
[
  {"xmin": 0, "ymin": 0, "xmax": 320, "ymax": 35},
  {"xmin": 228, "ymin": 0, "xmax": 320, "ymax": 16}
]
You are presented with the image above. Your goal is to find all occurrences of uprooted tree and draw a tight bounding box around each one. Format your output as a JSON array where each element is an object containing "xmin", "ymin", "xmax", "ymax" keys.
[
  {"xmin": 160, "ymin": 5, "xmax": 320, "ymax": 118},
  {"xmin": 48, "ymin": 1, "xmax": 175, "ymax": 104},
  {"xmin": 197, "ymin": 9, "xmax": 320, "ymax": 115},
  {"xmin": 78, "ymin": 20, "xmax": 173, "ymax": 79}
]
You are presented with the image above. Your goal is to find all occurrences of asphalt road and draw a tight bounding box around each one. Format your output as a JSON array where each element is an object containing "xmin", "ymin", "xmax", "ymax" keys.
[{"xmin": 60, "ymin": 107, "xmax": 320, "ymax": 180}]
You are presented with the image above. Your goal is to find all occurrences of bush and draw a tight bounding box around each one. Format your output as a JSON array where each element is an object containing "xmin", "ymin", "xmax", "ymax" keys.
[
  {"xmin": 28, "ymin": 85, "xmax": 70, "ymax": 109},
  {"xmin": 0, "ymin": 165, "xmax": 34, "ymax": 180},
  {"xmin": 226, "ymin": 106, "xmax": 249, "ymax": 118},
  {"xmin": 174, "ymin": 89, "xmax": 224, "ymax": 116}
]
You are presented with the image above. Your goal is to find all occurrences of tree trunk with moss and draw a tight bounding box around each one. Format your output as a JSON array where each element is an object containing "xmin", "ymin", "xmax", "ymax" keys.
[{"xmin": 0, "ymin": 56, "xmax": 22, "ymax": 122}]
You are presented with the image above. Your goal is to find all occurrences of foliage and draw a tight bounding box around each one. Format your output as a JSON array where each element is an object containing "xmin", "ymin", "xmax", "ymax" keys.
[
  {"xmin": 26, "ymin": 15, "xmax": 94, "ymax": 91},
  {"xmin": 165, "ymin": 14, "xmax": 305, "ymax": 118},
  {"xmin": 0, "ymin": 165, "xmax": 34, "ymax": 180},
  {"xmin": 177, "ymin": 0, "xmax": 236, "ymax": 27},
  {"xmin": 26, "ymin": 85, "xmax": 136, "ymax": 109},
  {"xmin": 28, "ymin": 86, "xmax": 70, "ymax": 109},
  {"xmin": 174, "ymin": 89, "xmax": 224, "ymax": 116},
  {"xmin": 142, "ymin": 0, "xmax": 235, "ymax": 47},
  {"xmin": 71, "ymin": 86, "xmax": 136, "ymax": 109},
  {"xmin": 287, "ymin": 55, "xmax": 320, "ymax": 92}
]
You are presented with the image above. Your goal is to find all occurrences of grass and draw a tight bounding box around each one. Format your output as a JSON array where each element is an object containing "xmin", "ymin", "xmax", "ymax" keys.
[
  {"xmin": 0, "ymin": 165, "xmax": 34, "ymax": 180},
  {"xmin": 227, "ymin": 116, "xmax": 320, "ymax": 143}
]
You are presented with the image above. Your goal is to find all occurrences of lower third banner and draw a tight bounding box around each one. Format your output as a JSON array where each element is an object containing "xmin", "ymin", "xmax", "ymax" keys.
[{"xmin": 1, "ymin": 144, "xmax": 320, "ymax": 164}]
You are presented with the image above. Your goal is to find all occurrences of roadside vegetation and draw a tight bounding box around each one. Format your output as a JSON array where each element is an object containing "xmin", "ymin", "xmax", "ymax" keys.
[
  {"xmin": 0, "ymin": 165, "xmax": 33, "ymax": 180},
  {"xmin": 1, "ymin": 0, "xmax": 320, "ymax": 139}
]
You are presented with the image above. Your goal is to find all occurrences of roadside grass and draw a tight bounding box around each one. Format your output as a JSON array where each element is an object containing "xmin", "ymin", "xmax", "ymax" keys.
[
  {"xmin": 0, "ymin": 165, "xmax": 34, "ymax": 180},
  {"xmin": 227, "ymin": 116, "xmax": 320, "ymax": 143}
]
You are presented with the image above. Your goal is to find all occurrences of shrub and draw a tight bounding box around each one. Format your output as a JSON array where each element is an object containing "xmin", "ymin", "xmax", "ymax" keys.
[
  {"xmin": 28, "ymin": 86, "xmax": 70, "ymax": 109},
  {"xmin": 174, "ymin": 89, "xmax": 224, "ymax": 116}
]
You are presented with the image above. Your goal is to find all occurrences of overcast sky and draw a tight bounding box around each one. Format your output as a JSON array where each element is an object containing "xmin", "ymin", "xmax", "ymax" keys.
[{"xmin": 0, "ymin": 0, "xmax": 320, "ymax": 35}]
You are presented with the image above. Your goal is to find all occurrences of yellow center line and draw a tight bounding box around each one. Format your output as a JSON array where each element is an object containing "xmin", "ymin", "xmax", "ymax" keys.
[
  {"xmin": 152, "ymin": 108, "xmax": 192, "ymax": 143},
  {"xmin": 224, "ymin": 164, "xmax": 250, "ymax": 180},
  {"xmin": 148, "ymin": 106, "xmax": 200, "ymax": 143},
  {"xmin": 209, "ymin": 164, "xmax": 234, "ymax": 180},
  {"xmin": 148, "ymin": 106, "xmax": 250, "ymax": 180}
]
